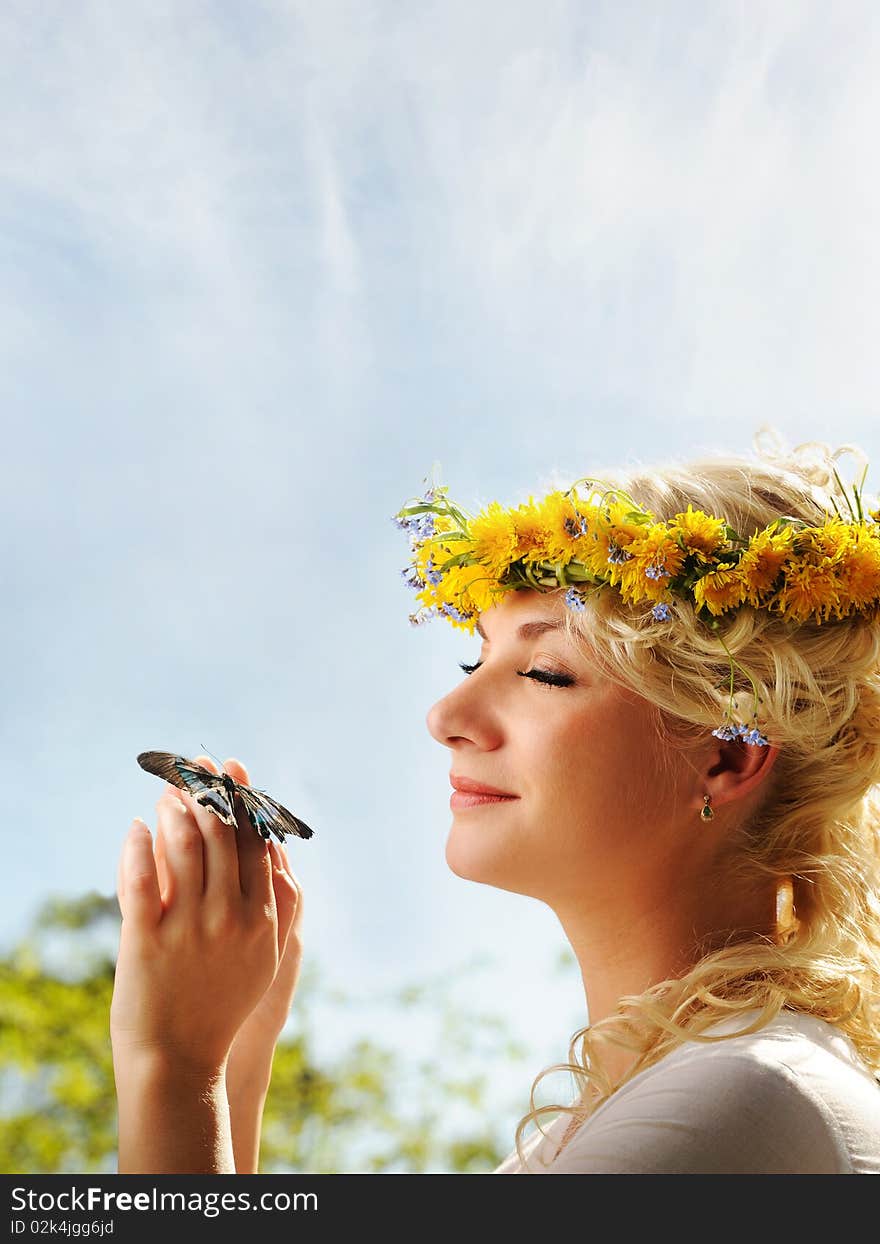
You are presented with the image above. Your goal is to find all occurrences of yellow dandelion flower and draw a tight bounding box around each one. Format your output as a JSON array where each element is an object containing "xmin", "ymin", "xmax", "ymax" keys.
[
  {"xmin": 616, "ymin": 523, "xmax": 688, "ymax": 605},
  {"xmin": 533, "ymin": 491, "xmax": 591, "ymax": 565},
  {"xmin": 511, "ymin": 498, "xmax": 552, "ymax": 563},
  {"xmin": 414, "ymin": 534, "xmax": 468, "ymax": 582},
  {"xmin": 571, "ymin": 497, "xmax": 604, "ymax": 542},
  {"xmin": 806, "ymin": 518, "xmax": 853, "ymax": 564},
  {"xmin": 737, "ymin": 524, "xmax": 795, "ymax": 607},
  {"xmin": 693, "ymin": 562, "xmax": 747, "ymax": 616},
  {"xmin": 437, "ymin": 562, "xmax": 472, "ymax": 605},
  {"xmin": 834, "ymin": 526, "xmax": 880, "ymax": 615},
  {"xmin": 604, "ymin": 498, "xmax": 650, "ymax": 536},
  {"xmin": 773, "ymin": 558, "xmax": 842, "ymax": 624},
  {"xmin": 459, "ymin": 565, "xmax": 511, "ymax": 615},
  {"xmin": 670, "ymin": 504, "xmax": 728, "ymax": 561},
  {"xmin": 578, "ymin": 498, "xmax": 646, "ymax": 586},
  {"xmin": 432, "ymin": 563, "xmax": 505, "ymax": 616},
  {"xmin": 469, "ymin": 501, "xmax": 518, "ymax": 577}
]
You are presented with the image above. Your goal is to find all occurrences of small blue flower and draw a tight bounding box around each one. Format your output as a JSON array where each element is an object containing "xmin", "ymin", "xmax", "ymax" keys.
[
  {"xmin": 564, "ymin": 587, "xmax": 587, "ymax": 611},
  {"xmin": 416, "ymin": 513, "xmax": 435, "ymax": 539},
  {"xmin": 652, "ymin": 603, "xmax": 671, "ymax": 621},
  {"xmin": 424, "ymin": 556, "xmax": 443, "ymax": 586},
  {"xmin": 712, "ymin": 721, "xmax": 769, "ymax": 746},
  {"xmin": 400, "ymin": 566, "xmax": 426, "ymax": 590},
  {"xmin": 645, "ymin": 561, "xmax": 671, "ymax": 580},
  {"xmin": 392, "ymin": 512, "xmax": 436, "ymax": 539},
  {"xmin": 441, "ymin": 603, "xmax": 472, "ymax": 623},
  {"xmin": 607, "ymin": 540, "xmax": 633, "ymax": 565},
  {"xmin": 408, "ymin": 606, "xmax": 438, "ymax": 626}
]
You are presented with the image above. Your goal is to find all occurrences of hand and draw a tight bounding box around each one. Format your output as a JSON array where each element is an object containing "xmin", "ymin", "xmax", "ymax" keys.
[
  {"xmin": 111, "ymin": 755, "xmax": 297, "ymax": 1076},
  {"xmin": 187, "ymin": 761, "xmax": 304, "ymax": 1063}
]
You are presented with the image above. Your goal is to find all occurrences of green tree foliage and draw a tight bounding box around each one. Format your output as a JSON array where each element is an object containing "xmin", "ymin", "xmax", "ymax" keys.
[{"xmin": 0, "ymin": 893, "xmax": 541, "ymax": 1174}]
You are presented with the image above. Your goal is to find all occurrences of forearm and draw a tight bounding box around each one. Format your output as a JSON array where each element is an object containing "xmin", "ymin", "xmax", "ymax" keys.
[
  {"xmin": 226, "ymin": 1046, "xmax": 275, "ymax": 1174},
  {"xmin": 114, "ymin": 1051, "xmax": 235, "ymax": 1174}
]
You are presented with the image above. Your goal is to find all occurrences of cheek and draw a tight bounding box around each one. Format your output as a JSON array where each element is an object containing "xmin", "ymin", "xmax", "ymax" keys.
[
  {"xmin": 544, "ymin": 709, "xmax": 656, "ymax": 811},
  {"xmin": 558, "ymin": 705, "xmax": 620, "ymax": 765}
]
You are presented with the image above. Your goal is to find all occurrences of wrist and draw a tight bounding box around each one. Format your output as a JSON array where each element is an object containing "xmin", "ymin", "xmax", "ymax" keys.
[
  {"xmin": 114, "ymin": 1048, "xmax": 234, "ymax": 1174},
  {"xmin": 113, "ymin": 1041, "xmax": 228, "ymax": 1092}
]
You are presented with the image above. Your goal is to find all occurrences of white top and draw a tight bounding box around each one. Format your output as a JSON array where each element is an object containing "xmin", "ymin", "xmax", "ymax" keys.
[{"xmin": 493, "ymin": 1009, "xmax": 880, "ymax": 1174}]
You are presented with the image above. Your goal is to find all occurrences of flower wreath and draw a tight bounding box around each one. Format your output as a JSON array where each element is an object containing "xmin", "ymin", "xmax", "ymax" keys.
[{"xmin": 393, "ymin": 460, "xmax": 880, "ymax": 746}]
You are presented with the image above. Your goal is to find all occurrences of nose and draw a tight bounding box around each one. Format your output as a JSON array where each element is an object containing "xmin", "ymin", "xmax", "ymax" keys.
[{"xmin": 425, "ymin": 673, "xmax": 502, "ymax": 751}]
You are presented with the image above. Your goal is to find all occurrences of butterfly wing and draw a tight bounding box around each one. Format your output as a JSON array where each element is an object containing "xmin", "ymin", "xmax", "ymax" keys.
[
  {"xmin": 234, "ymin": 781, "xmax": 315, "ymax": 844},
  {"xmin": 136, "ymin": 750, "xmax": 237, "ymax": 827}
]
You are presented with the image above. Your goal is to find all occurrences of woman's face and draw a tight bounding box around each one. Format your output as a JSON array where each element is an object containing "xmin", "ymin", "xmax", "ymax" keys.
[{"xmin": 426, "ymin": 589, "xmax": 696, "ymax": 906}]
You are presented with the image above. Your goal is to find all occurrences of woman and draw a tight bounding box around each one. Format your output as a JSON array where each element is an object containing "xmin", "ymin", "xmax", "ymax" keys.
[{"xmin": 112, "ymin": 430, "xmax": 880, "ymax": 1172}]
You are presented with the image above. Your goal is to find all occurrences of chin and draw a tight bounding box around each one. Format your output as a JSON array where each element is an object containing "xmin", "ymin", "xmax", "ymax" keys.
[{"xmin": 444, "ymin": 823, "xmax": 535, "ymax": 897}]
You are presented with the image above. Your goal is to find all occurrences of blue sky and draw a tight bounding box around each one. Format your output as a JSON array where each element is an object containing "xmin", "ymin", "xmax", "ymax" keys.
[{"xmin": 4, "ymin": 0, "xmax": 880, "ymax": 1151}]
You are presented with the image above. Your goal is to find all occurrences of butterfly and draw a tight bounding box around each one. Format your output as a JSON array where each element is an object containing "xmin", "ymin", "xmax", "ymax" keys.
[{"xmin": 137, "ymin": 751, "xmax": 315, "ymax": 845}]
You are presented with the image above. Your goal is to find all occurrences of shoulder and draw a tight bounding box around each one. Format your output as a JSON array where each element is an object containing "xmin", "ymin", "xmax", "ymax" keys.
[{"xmin": 543, "ymin": 1010, "xmax": 880, "ymax": 1175}]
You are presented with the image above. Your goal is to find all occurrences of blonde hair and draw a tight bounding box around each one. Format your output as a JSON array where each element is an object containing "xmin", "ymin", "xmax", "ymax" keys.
[{"xmin": 513, "ymin": 427, "xmax": 880, "ymax": 1169}]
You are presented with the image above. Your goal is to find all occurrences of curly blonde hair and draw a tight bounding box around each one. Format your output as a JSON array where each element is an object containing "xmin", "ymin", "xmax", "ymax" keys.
[{"xmin": 513, "ymin": 426, "xmax": 880, "ymax": 1169}]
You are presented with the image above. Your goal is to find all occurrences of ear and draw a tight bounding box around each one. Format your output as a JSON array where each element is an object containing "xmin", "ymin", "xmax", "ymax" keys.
[{"xmin": 699, "ymin": 737, "xmax": 781, "ymax": 814}]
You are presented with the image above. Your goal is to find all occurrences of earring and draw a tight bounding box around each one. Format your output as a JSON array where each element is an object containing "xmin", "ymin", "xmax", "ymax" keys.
[{"xmin": 700, "ymin": 794, "xmax": 715, "ymax": 822}]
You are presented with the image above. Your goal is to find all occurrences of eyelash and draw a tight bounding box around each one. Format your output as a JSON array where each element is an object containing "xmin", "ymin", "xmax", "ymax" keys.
[{"xmin": 458, "ymin": 660, "xmax": 574, "ymax": 688}]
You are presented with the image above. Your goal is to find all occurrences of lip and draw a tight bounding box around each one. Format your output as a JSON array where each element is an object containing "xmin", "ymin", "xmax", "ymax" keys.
[
  {"xmin": 450, "ymin": 774, "xmax": 516, "ymax": 796},
  {"xmin": 449, "ymin": 774, "xmax": 518, "ymax": 809}
]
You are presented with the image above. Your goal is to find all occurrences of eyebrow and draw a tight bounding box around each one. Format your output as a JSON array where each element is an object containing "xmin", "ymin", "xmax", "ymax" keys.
[{"xmin": 475, "ymin": 618, "xmax": 566, "ymax": 642}]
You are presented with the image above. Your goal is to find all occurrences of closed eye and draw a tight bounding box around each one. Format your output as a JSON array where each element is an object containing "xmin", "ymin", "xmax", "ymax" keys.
[{"xmin": 458, "ymin": 660, "xmax": 574, "ymax": 688}]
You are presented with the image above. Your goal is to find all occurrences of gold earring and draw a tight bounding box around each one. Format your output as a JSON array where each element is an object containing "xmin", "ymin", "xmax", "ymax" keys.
[{"xmin": 700, "ymin": 794, "xmax": 715, "ymax": 822}]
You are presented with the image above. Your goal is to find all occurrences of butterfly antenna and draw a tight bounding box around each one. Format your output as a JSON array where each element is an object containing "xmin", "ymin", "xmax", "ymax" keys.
[{"xmin": 200, "ymin": 743, "xmax": 225, "ymax": 771}]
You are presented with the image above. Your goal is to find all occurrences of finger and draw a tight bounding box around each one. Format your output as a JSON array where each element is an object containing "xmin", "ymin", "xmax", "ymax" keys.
[
  {"xmin": 154, "ymin": 821, "xmax": 170, "ymax": 903},
  {"xmin": 156, "ymin": 789, "xmax": 205, "ymax": 910},
  {"xmin": 116, "ymin": 823, "xmax": 129, "ymax": 901},
  {"xmin": 222, "ymin": 757, "xmax": 250, "ymax": 786},
  {"xmin": 268, "ymin": 840, "xmax": 300, "ymax": 954},
  {"xmin": 192, "ymin": 755, "xmax": 250, "ymax": 787},
  {"xmin": 198, "ymin": 795, "xmax": 243, "ymax": 906},
  {"xmin": 275, "ymin": 839, "xmax": 302, "ymax": 904},
  {"xmin": 118, "ymin": 820, "xmax": 162, "ymax": 930},
  {"xmin": 273, "ymin": 840, "xmax": 303, "ymax": 925},
  {"xmin": 172, "ymin": 765, "xmax": 243, "ymax": 904},
  {"xmin": 233, "ymin": 794, "xmax": 273, "ymax": 902}
]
